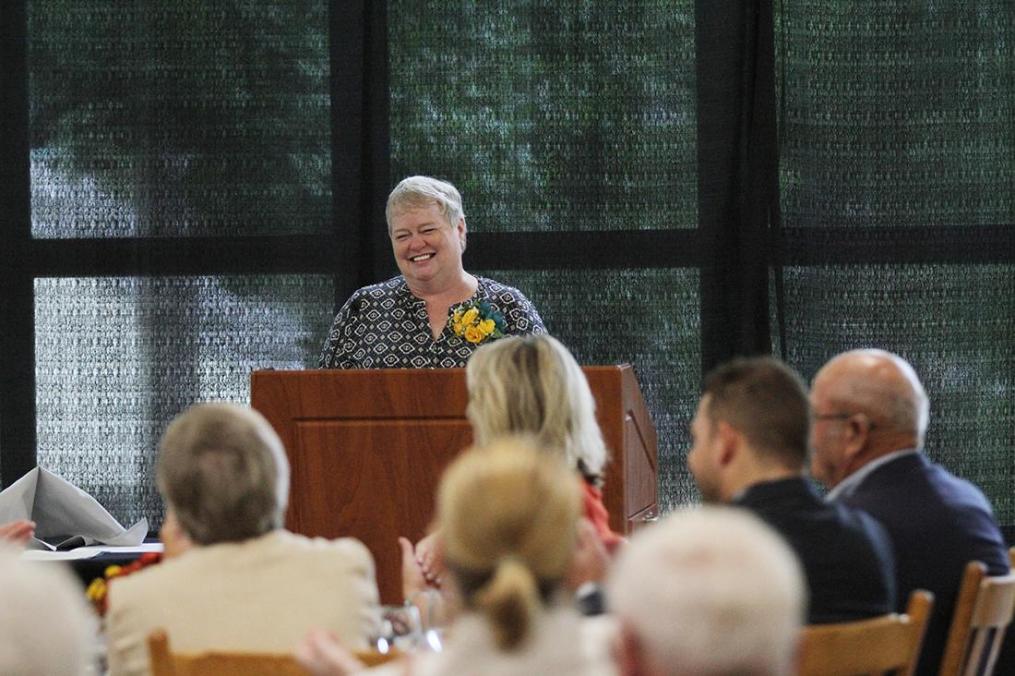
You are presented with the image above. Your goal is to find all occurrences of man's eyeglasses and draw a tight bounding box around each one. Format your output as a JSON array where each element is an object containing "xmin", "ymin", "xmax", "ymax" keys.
[
  {"xmin": 813, "ymin": 412, "xmax": 853, "ymax": 421},
  {"xmin": 812, "ymin": 411, "xmax": 876, "ymax": 430}
]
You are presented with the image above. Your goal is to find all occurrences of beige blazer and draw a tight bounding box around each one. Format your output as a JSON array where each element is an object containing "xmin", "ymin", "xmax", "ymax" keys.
[{"xmin": 106, "ymin": 529, "xmax": 379, "ymax": 676}]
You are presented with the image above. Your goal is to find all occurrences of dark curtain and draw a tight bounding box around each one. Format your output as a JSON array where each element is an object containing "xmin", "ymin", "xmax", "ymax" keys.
[{"xmin": 697, "ymin": 0, "xmax": 782, "ymax": 370}]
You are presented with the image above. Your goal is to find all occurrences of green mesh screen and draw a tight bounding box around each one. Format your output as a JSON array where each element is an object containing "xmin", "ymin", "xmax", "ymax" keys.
[
  {"xmin": 777, "ymin": 3, "xmax": 1015, "ymax": 525},
  {"xmin": 778, "ymin": 2, "xmax": 1015, "ymax": 228},
  {"xmin": 479, "ymin": 268, "xmax": 702, "ymax": 510},
  {"xmin": 388, "ymin": 0, "xmax": 697, "ymax": 232},
  {"xmin": 28, "ymin": 1, "xmax": 331, "ymax": 238},
  {"xmin": 35, "ymin": 275, "xmax": 334, "ymax": 526}
]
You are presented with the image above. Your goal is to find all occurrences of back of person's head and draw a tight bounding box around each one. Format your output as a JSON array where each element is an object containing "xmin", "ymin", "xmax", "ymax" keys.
[
  {"xmin": 385, "ymin": 175, "xmax": 465, "ymax": 232},
  {"xmin": 156, "ymin": 402, "xmax": 290, "ymax": 545},
  {"xmin": 439, "ymin": 437, "xmax": 581, "ymax": 651},
  {"xmin": 608, "ymin": 507, "xmax": 805, "ymax": 676},
  {"xmin": 0, "ymin": 546, "xmax": 96, "ymax": 675},
  {"xmin": 465, "ymin": 334, "xmax": 608, "ymax": 482},
  {"xmin": 702, "ymin": 356, "xmax": 810, "ymax": 469}
]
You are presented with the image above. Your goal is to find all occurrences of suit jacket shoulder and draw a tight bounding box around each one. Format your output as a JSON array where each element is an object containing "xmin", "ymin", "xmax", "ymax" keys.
[
  {"xmin": 840, "ymin": 453, "xmax": 1008, "ymax": 676},
  {"xmin": 736, "ymin": 477, "xmax": 896, "ymax": 624}
]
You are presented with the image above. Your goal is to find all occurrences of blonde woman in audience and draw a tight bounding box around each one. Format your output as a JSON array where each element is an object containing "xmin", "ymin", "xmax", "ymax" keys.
[
  {"xmin": 0, "ymin": 545, "xmax": 98, "ymax": 675},
  {"xmin": 409, "ymin": 335, "xmax": 621, "ymax": 602},
  {"xmin": 298, "ymin": 438, "xmax": 618, "ymax": 676},
  {"xmin": 466, "ymin": 334, "xmax": 620, "ymax": 550}
]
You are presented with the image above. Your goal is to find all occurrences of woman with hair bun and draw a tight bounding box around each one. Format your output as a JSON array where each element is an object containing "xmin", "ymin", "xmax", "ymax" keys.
[{"xmin": 298, "ymin": 438, "xmax": 616, "ymax": 676}]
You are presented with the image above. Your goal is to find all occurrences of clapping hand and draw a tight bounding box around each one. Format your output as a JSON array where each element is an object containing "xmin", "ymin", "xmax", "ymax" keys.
[{"xmin": 0, "ymin": 520, "xmax": 35, "ymax": 546}]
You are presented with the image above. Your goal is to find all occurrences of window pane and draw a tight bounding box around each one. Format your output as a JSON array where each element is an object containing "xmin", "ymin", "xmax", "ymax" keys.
[
  {"xmin": 390, "ymin": 1, "xmax": 697, "ymax": 232},
  {"xmin": 479, "ymin": 268, "xmax": 701, "ymax": 510},
  {"xmin": 778, "ymin": 3, "xmax": 1015, "ymax": 228},
  {"xmin": 35, "ymin": 275, "xmax": 335, "ymax": 527},
  {"xmin": 780, "ymin": 264, "xmax": 1015, "ymax": 525},
  {"xmin": 29, "ymin": 2, "xmax": 331, "ymax": 238}
]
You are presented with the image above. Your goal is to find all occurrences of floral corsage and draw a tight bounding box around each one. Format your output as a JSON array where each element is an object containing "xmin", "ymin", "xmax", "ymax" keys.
[{"xmin": 451, "ymin": 300, "xmax": 507, "ymax": 345}]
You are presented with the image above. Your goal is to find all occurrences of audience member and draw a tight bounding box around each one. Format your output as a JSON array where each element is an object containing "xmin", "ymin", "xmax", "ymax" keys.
[
  {"xmin": 687, "ymin": 356, "xmax": 896, "ymax": 622},
  {"xmin": 608, "ymin": 506, "xmax": 805, "ymax": 676},
  {"xmin": 465, "ymin": 334, "xmax": 620, "ymax": 552},
  {"xmin": 106, "ymin": 403, "xmax": 380, "ymax": 676},
  {"xmin": 299, "ymin": 438, "xmax": 617, "ymax": 676},
  {"xmin": 810, "ymin": 348, "xmax": 1010, "ymax": 675},
  {"xmin": 0, "ymin": 545, "xmax": 97, "ymax": 675},
  {"xmin": 409, "ymin": 334, "xmax": 619, "ymax": 613}
]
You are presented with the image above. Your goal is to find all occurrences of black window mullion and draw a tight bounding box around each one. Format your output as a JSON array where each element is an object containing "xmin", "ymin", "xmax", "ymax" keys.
[
  {"xmin": 0, "ymin": 0, "xmax": 37, "ymax": 486},
  {"xmin": 329, "ymin": 0, "xmax": 392, "ymax": 305}
]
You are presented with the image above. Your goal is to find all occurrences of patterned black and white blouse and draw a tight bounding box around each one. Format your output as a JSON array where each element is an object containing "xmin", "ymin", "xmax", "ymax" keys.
[{"xmin": 318, "ymin": 275, "xmax": 546, "ymax": 369}]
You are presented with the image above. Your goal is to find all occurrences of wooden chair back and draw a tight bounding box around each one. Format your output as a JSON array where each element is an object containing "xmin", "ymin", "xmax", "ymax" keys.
[
  {"xmin": 146, "ymin": 630, "xmax": 403, "ymax": 675},
  {"xmin": 938, "ymin": 549, "xmax": 1015, "ymax": 676},
  {"xmin": 147, "ymin": 630, "xmax": 307, "ymax": 676},
  {"xmin": 798, "ymin": 590, "xmax": 934, "ymax": 676}
]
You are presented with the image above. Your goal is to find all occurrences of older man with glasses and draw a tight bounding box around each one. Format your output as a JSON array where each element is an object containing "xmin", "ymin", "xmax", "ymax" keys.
[{"xmin": 810, "ymin": 348, "xmax": 1009, "ymax": 676}]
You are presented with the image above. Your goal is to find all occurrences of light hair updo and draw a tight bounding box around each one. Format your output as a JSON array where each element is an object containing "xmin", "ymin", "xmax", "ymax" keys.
[{"xmin": 439, "ymin": 437, "xmax": 581, "ymax": 651}]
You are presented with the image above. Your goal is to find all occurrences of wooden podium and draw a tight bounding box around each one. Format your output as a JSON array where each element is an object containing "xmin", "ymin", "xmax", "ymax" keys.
[{"xmin": 251, "ymin": 366, "xmax": 657, "ymax": 603}]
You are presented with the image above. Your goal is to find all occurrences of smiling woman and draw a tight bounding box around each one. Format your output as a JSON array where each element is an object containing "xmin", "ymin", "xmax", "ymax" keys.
[{"xmin": 319, "ymin": 176, "xmax": 546, "ymax": 369}]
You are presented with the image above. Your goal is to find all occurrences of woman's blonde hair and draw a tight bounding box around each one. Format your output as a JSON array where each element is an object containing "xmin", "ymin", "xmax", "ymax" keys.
[
  {"xmin": 439, "ymin": 437, "xmax": 581, "ymax": 651},
  {"xmin": 465, "ymin": 335, "xmax": 608, "ymax": 482}
]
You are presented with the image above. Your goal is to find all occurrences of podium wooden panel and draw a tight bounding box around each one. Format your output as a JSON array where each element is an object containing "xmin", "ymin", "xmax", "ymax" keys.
[{"xmin": 251, "ymin": 366, "xmax": 656, "ymax": 603}]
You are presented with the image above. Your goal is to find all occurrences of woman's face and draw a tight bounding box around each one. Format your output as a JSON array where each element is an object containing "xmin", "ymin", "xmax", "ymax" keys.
[{"xmin": 389, "ymin": 203, "xmax": 466, "ymax": 291}]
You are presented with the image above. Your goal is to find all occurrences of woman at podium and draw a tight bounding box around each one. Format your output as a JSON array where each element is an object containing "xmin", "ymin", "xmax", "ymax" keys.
[{"xmin": 319, "ymin": 176, "xmax": 545, "ymax": 369}]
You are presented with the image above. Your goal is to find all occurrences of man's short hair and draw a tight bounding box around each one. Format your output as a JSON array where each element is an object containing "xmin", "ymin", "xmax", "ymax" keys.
[
  {"xmin": 703, "ymin": 356, "xmax": 810, "ymax": 468},
  {"xmin": 156, "ymin": 403, "xmax": 290, "ymax": 545},
  {"xmin": 608, "ymin": 507, "xmax": 805, "ymax": 676}
]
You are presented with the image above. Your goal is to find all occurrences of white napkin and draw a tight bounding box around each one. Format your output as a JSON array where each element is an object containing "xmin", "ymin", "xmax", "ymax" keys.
[{"xmin": 0, "ymin": 467, "xmax": 148, "ymax": 550}]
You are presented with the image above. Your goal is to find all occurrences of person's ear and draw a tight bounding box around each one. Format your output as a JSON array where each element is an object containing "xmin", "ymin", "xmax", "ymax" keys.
[
  {"xmin": 715, "ymin": 420, "xmax": 741, "ymax": 467},
  {"xmin": 456, "ymin": 217, "xmax": 467, "ymax": 251},
  {"xmin": 842, "ymin": 413, "xmax": 874, "ymax": 460},
  {"xmin": 160, "ymin": 509, "xmax": 193, "ymax": 559}
]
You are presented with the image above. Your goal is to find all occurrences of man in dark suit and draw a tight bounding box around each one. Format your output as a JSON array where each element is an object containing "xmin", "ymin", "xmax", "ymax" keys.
[
  {"xmin": 687, "ymin": 356, "xmax": 896, "ymax": 624},
  {"xmin": 810, "ymin": 349, "xmax": 1010, "ymax": 676}
]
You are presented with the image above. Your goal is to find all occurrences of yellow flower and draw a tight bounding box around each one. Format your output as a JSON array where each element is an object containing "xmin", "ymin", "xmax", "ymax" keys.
[
  {"xmin": 104, "ymin": 564, "xmax": 123, "ymax": 578},
  {"xmin": 86, "ymin": 578, "xmax": 107, "ymax": 602},
  {"xmin": 464, "ymin": 325, "xmax": 485, "ymax": 344},
  {"xmin": 462, "ymin": 307, "xmax": 479, "ymax": 325},
  {"xmin": 479, "ymin": 318, "xmax": 496, "ymax": 335}
]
